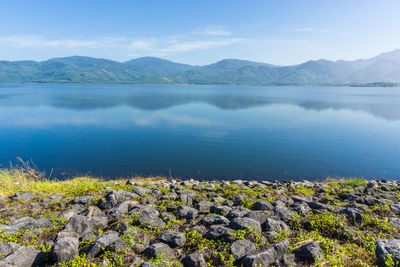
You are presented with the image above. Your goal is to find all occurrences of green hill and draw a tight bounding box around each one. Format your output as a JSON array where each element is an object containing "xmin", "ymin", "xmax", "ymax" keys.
[{"xmin": 1, "ymin": 50, "xmax": 400, "ymax": 85}]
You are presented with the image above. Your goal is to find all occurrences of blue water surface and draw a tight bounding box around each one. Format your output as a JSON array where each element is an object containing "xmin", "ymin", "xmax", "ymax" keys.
[{"xmin": 0, "ymin": 84, "xmax": 399, "ymax": 180}]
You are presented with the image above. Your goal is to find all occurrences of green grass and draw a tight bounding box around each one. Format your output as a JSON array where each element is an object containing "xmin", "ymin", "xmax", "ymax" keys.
[{"xmin": 0, "ymin": 168, "xmax": 166, "ymax": 198}]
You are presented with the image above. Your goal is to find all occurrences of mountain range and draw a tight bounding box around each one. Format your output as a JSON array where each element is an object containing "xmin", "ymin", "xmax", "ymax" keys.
[{"xmin": 1, "ymin": 50, "xmax": 400, "ymax": 85}]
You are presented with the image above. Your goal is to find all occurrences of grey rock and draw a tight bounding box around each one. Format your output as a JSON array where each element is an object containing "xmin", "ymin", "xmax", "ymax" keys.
[
  {"xmin": 340, "ymin": 208, "xmax": 363, "ymax": 225},
  {"xmin": 389, "ymin": 218, "xmax": 400, "ymax": 230},
  {"xmin": 10, "ymin": 217, "xmax": 52, "ymax": 230},
  {"xmin": 11, "ymin": 192, "xmax": 35, "ymax": 202},
  {"xmin": 130, "ymin": 204, "xmax": 159, "ymax": 216},
  {"xmin": 229, "ymin": 217, "xmax": 262, "ymax": 233},
  {"xmin": 264, "ymin": 218, "xmax": 290, "ymax": 232},
  {"xmin": 73, "ymin": 196, "xmax": 94, "ymax": 205},
  {"xmin": 244, "ymin": 211, "xmax": 269, "ymax": 225},
  {"xmin": 307, "ymin": 201, "xmax": 333, "ymax": 212},
  {"xmin": 50, "ymin": 237, "xmax": 79, "ymax": 263},
  {"xmin": 242, "ymin": 240, "xmax": 289, "ymax": 267},
  {"xmin": 177, "ymin": 206, "xmax": 198, "ymax": 220},
  {"xmin": 159, "ymin": 230, "xmax": 186, "ymax": 247},
  {"xmin": 290, "ymin": 202, "xmax": 311, "ymax": 214},
  {"xmin": 210, "ymin": 205, "xmax": 232, "ymax": 215},
  {"xmin": 231, "ymin": 240, "xmax": 256, "ymax": 259},
  {"xmin": 182, "ymin": 253, "xmax": 208, "ymax": 267},
  {"xmin": 227, "ymin": 207, "xmax": 251, "ymax": 220},
  {"xmin": 376, "ymin": 239, "xmax": 400, "ymax": 266},
  {"xmin": 64, "ymin": 215, "xmax": 108, "ymax": 236},
  {"xmin": 293, "ymin": 241, "xmax": 323, "ymax": 264},
  {"xmin": 133, "ymin": 187, "xmax": 152, "ymax": 196},
  {"xmin": 0, "ymin": 242, "xmax": 20, "ymax": 260},
  {"xmin": 203, "ymin": 226, "xmax": 235, "ymax": 242},
  {"xmin": 111, "ymin": 221, "xmax": 129, "ymax": 233},
  {"xmin": 79, "ymin": 206, "xmax": 106, "ymax": 217},
  {"xmin": 232, "ymin": 194, "xmax": 248, "ymax": 206},
  {"xmin": 270, "ymin": 206, "xmax": 293, "ymax": 223},
  {"xmin": 196, "ymin": 201, "xmax": 213, "ymax": 213},
  {"xmin": 202, "ymin": 215, "xmax": 229, "ymax": 226},
  {"xmin": 0, "ymin": 246, "xmax": 44, "ymax": 267},
  {"xmin": 137, "ymin": 211, "xmax": 166, "ymax": 228},
  {"xmin": 253, "ymin": 201, "xmax": 273, "ymax": 211},
  {"xmin": 86, "ymin": 233, "xmax": 122, "ymax": 258},
  {"xmin": 143, "ymin": 242, "xmax": 175, "ymax": 259}
]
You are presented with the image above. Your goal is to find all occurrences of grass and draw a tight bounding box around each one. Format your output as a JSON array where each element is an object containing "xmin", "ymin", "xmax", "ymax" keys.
[
  {"xmin": 0, "ymin": 167, "xmax": 166, "ymax": 198},
  {"xmin": 0, "ymin": 167, "xmax": 396, "ymax": 266}
]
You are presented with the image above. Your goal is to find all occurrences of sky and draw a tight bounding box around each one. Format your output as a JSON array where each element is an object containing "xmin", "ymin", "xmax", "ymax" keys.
[{"xmin": 0, "ymin": 0, "xmax": 400, "ymax": 65}]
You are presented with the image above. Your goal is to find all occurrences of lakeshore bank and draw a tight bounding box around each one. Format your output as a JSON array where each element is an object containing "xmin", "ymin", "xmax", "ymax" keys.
[{"xmin": 0, "ymin": 170, "xmax": 399, "ymax": 266}]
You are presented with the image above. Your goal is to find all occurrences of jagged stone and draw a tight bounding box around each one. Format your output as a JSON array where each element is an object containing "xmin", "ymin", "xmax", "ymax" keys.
[
  {"xmin": 50, "ymin": 236, "xmax": 79, "ymax": 263},
  {"xmin": 159, "ymin": 230, "xmax": 186, "ymax": 247}
]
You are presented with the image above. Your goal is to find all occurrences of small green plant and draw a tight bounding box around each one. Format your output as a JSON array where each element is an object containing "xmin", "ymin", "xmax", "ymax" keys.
[
  {"xmin": 308, "ymin": 211, "xmax": 346, "ymax": 237},
  {"xmin": 59, "ymin": 254, "xmax": 98, "ymax": 267}
]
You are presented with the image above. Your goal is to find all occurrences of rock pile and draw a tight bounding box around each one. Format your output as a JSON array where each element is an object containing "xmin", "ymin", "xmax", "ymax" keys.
[{"xmin": 0, "ymin": 178, "xmax": 399, "ymax": 266}]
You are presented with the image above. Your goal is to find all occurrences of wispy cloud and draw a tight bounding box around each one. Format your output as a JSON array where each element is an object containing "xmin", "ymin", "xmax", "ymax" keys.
[
  {"xmin": 0, "ymin": 33, "xmax": 246, "ymax": 57},
  {"xmin": 193, "ymin": 25, "xmax": 232, "ymax": 36},
  {"xmin": 0, "ymin": 35, "xmax": 101, "ymax": 48},
  {"xmin": 285, "ymin": 28, "xmax": 332, "ymax": 34}
]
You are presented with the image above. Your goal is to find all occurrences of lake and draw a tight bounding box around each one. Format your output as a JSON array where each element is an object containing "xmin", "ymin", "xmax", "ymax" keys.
[{"xmin": 0, "ymin": 84, "xmax": 399, "ymax": 180}]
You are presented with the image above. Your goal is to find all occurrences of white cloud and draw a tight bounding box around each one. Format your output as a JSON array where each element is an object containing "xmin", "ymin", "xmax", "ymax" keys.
[
  {"xmin": 161, "ymin": 38, "xmax": 246, "ymax": 53},
  {"xmin": 0, "ymin": 33, "xmax": 247, "ymax": 57},
  {"xmin": 193, "ymin": 25, "xmax": 232, "ymax": 36},
  {"xmin": 130, "ymin": 39, "xmax": 155, "ymax": 49},
  {"xmin": 0, "ymin": 35, "xmax": 100, "ymax": 48},
  {"xmin": 286, "ymin": 28, "xmax": 332, "ymax": 34}
]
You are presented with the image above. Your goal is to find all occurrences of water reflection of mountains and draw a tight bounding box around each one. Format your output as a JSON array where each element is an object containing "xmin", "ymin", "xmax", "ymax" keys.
[{"xmin": 53, "ymin": 93, "xmax": 400, "ymax": 121}]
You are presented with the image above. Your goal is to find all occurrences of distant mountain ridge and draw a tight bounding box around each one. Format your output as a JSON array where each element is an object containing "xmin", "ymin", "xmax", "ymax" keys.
[{"xmin": 1, "ymin": 50, "xmax": 400, "ymax": 85}]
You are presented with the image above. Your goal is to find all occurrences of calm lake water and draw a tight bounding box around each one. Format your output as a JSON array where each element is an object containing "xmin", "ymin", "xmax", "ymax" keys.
[{"xmin": 0, "ymin": 84, "xmax": 400, "ymax": 180}]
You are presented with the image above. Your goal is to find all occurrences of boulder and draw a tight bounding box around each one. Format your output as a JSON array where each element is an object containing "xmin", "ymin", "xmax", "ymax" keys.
[
  {"xmin": 229, "ymin": 217, "xmax": 262, "ymax": 233},
  {"xmin": 244, "ymin": 211, "xmax": 269, "ymax": 225},
  {"xmin": 227, "ymin": 207, "xmax": 251, "ymax": 220},
  {"xmin": 203, "ymin": 226, "xmax": 235, "ymax": 242},
  {"xmin": 159, "ymin": 230, "xmax": 186, "ymax": 248},
  {"xmin": 177, "ymin": 206, "xmax": 198, "ymax": 220},
  {"xmin": 264, "ymin": 218, "xmax": 290, "ymax": 232},
  {"xmin": 0, "ymin": 242, "xmax": 20, "ymax": 260},
  {"xmin": 376, "ymin": 239, "xmax": 400, "ymax": 266},
  {"xmin": 242, "ymin": 240, "xmax": 289, "ymax": 267},
  {"xmin": 202, "ymin": 215, "xmax": 229, "ymax": 226},
  {"xmin": 0, "ymin": 246, "xmax": 44, "ymax": 267},
  {"xmin": 64, "ymin": 215, "xmax": 108, "ymax": 236},
  {"xmin": 196, "ymin": 201, "xmax": 213, "ymax": 213},
  {"xmin": 143, "ymin": 243, "xmax": 175, "ymax": 259},
  {"xmin": 340, "ymin": 208, "xmax": 363, "ymax": 225},
  {"xmin": 11, "ymin": 192, "xmax": 35, "ymax": 202},
  {"xmin": 210, "ymin": 205, "xmax": 232, "ymax": 215},
  {"xmin": 230, "ymin": 240, "xmax": 256, "ymax": 259},
  {"xmin": 293, "ymin": 241, "xmax": 323, "ymax": 264},
  {"xmin": 270, "ymin": 206, "xmax": 293, "ymax": 223},
  {"xmin": 50, "ymin": 236, "xmax": 79, "ymax": 263},
  {"xmin": 290, "ymin": 202, "xmax": 311, "ymax": 214},
  {"xmin": 73, "ymin": 196, "xmax": 94, "ymax": 205},
  {"xmin": 182, "ymin": 253, "xmax": 208, "ymax": 267},
  {"xmin": 86, "ymin": 233, "xmax": 125, "ymax": 258},
  {"xmin": 137, "ymin": 211, "xmax": 166, "ymax": 228},
  {"xmin": 133, "ymin": 187, "xmax": 152, "ymax": 196},
  {"xmin": 252, "ymin": 201, "xmax": 273, "ymax": 211}
]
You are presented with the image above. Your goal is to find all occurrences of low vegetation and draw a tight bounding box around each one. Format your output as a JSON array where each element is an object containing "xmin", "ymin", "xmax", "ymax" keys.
[{"xmin": 0, "ymin": 167, "xmax": 399, "ymax": 266}]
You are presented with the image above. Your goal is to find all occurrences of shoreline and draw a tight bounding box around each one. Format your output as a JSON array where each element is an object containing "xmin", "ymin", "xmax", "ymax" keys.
[
  {"xmin": 0, "ymin": 170, "xmax": 399, "ymax": 266},
  {"xmin": 1, "ymin": 82, "xmax": 400, "ymax": 88}
]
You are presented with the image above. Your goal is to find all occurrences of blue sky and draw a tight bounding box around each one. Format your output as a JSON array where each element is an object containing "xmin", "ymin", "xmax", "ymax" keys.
[{"xmin": 1, "ymin": 0, "xmax": 399, "ymax": 65}]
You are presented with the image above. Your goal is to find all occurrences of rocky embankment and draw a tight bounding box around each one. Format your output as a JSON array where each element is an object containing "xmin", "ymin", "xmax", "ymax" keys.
[{"xmin": 0, "ymin": 178, "xmax": 399, "ymax": 266}]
